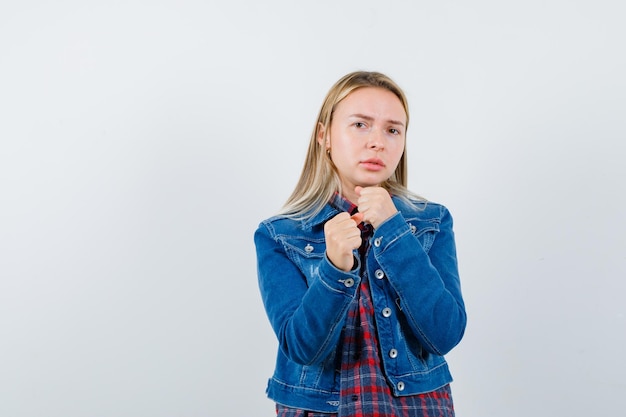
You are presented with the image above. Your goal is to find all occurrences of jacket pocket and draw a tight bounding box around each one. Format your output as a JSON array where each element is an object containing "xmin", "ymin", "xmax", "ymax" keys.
[
  {"xmin": 399, "ymin": 327, "xmax": 446, "ymax": 375},
  {"xmin": 279, "ymin": 235, "xmax": 326, "ymax": 286},
  {"xmin": 405, "ymin": 218, "xmax": 440, "ymax": 253}
]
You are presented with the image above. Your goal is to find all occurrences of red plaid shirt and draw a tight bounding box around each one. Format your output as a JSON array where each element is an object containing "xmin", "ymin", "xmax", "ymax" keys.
[{"xmin": 276, "ymin": 194, "xmax": 455, "ymax": 417}]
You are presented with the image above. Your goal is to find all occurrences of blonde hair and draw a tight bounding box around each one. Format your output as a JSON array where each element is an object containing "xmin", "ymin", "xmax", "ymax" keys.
[{"xmin": 280, "ymin": 71, "xmax": 423, "ymax": 219}]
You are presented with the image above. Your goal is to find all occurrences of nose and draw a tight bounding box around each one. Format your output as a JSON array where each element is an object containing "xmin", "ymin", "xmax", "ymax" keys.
[{"xmin": 367, "ymin": 129, "xmax": 384, "ymax": 150}]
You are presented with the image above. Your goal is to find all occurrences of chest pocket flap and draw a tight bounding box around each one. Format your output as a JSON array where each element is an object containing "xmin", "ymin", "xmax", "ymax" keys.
[
  {"xmin": 405, "ymin": 217, "xmax": 440, "ymax": 252},
  {"xmin": 278, "ymin": 235, "xmax": 327, "ymax": 285}
]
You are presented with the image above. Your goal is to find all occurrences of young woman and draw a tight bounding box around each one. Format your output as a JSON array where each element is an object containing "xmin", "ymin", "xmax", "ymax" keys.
[{"xmin": 254, "ymin": 71, "xmax": 466, "ymax": 416}]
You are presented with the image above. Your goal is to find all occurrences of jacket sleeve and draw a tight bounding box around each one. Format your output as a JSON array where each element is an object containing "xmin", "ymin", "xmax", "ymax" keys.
[
  {"xmin": 254, "ymin": 221, "xmax": 360, "ymax": 365},
  {"xmin": 372, "ymin": 205, "xmax": 466, "ymax": 355}
]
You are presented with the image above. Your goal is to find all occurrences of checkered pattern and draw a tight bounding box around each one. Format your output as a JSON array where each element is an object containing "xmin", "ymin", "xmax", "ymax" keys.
[{"xmin": 275, "ymin": 194, "xmax": 455, "ymax": 417}]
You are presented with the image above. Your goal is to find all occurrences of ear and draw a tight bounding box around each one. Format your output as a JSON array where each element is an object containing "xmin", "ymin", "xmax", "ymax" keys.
[{"xmin": 317, "ymin": 122, "xmax": 329, "ymax": 149}]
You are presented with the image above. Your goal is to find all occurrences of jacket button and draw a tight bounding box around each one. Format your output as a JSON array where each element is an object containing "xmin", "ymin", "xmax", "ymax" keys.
[
  {"xmin": 375, "ymin": 269, "xmax": 385, "ymax": 280},
  {"xmin": 374, "ymin": 237, "xmax": 382, "ymax": 247},
  {"xmin": 304, "ymin": 244, "xmax": 314, "ymax": 253},
  {"xmin": 389, "ymin": 348, "xmax": 398, "ymax": 358},
  {"xmin": 409, "ymin": 224, "xmax": 417, "ymax": 233},
  {"xmin": 397, "ymin": 381, "xmax": 405, "ymax": 391},
  {"xmin": 343, "ymin": 278, "xmax": 355, "ymax": 288},
  {"xmin": 382, "ymin": 307, "xmax": 392, "ymax": 318}
]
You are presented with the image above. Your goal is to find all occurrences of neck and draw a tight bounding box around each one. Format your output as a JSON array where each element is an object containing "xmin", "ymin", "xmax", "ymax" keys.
[{"xmin": 342, "ymin": 189, "xmax": 359, "ymax": 205}]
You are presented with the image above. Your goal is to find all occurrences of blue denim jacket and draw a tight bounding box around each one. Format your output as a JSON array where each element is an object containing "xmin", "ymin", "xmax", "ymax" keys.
[{"xmin": 254, "ymin": 196, "xmax": 466, "ymax": 413}]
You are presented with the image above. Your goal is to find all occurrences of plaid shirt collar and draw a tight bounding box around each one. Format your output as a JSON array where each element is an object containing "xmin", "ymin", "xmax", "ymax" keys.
[
  {"xmin": 299, "ymin": 193, "xmax": 359, "ymax": 231},
  {"xmin": 329, "ymin": 192, "xmax": 359, "ymax": 216}
]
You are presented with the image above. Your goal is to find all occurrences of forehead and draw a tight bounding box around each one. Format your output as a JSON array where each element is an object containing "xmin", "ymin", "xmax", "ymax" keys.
[{"xmin": 335, "ymin": 87, "xmax": 406, "ymax": 122}]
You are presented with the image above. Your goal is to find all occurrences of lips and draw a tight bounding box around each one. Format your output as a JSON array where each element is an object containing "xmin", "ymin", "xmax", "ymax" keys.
[{"xmin": 360, "ymin": 158, "xmax": 385, "ymax": 170}]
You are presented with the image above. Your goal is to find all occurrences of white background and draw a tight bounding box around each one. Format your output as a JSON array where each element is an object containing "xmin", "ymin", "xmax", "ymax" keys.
[{"xmin": 1, "ymin": 1, "xmax": 625, "ymax": 416}]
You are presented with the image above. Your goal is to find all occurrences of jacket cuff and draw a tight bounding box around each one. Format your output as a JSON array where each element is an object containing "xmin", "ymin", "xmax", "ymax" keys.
[
  {"xmin": 371, "ymin": 212, "xmax": 411, "ymax": 251},
  {"xmin": 317, "ymin": 252, "xmax": 361, "ymax": 294}
]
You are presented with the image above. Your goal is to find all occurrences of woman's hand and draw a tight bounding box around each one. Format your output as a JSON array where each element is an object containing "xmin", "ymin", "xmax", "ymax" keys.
[
  {"xmin": 355, "ymin": 186, "xmax": 398, "ymax": 229},
  {"xmin": 324, "ymin": 212, "xmax": 362, "ymax": 271}
]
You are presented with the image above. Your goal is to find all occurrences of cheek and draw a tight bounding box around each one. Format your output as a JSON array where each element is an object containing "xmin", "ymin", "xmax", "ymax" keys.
[
  {"xmin": 334, "ymin": 137, "xmax": 357, "ymax": 155},
  {"xmin": 392, "ymin": 142, "xmax": 406, "ymax": 159}
]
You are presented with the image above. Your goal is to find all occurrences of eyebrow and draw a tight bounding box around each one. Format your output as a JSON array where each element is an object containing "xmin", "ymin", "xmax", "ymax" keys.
[{"xmin": 348, "ymin": 113, "xmax": 405, "ymax": 127}]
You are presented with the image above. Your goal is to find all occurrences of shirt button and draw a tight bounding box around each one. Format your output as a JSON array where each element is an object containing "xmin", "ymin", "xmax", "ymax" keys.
[
  {"xmin": 374, "ymin": 237, "xmax": 382, "ymax": 247},
  {"xmin": 351, "ymin": 395, "xmax": 358, "ymax": 402},
  {"xmin": 397, "ymin": 381, "xmax": 405, "ymax": 391},
  {"xmin": 389, "ymin": 348, "xmax": 398, "ymax": 358},
  {"xmin": 343, "ymin": 278, "xmax": 355, "ymax": 288},
  {"xmin": 382, "ymin": 307, "xmax": 392, "ymax": 318},
  {"xmin": 375, "ymin": 269, "xmax": 385, "ymax": 280}
]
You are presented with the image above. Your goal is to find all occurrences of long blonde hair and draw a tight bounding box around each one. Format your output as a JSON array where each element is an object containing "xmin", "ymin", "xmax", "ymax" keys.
[{"xmin": 280, "ymin": 71, "xmax": 423, "ymax": 219}]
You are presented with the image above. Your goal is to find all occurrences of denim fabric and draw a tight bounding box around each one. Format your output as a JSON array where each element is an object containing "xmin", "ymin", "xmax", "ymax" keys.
[{"xmin": 254, "ymin": 197, "xmax": 466, "ymax": 413}]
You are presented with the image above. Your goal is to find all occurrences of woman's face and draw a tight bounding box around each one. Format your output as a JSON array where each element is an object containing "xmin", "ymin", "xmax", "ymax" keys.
[{"xmin": 319, "ymin": 87, "xmax": 407, "ymax": 201}]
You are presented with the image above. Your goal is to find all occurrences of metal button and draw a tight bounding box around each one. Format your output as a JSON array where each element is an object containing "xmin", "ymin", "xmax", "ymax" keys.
[
  {"xmin": 389, "ymin": 348, "xmax": 398, "ymax": 358},
  {"xmin": 409, "ymin": 224, "xmax": 417, "ymax": 233},
  {"xmin": 374, "ymin": 237, "xmax": 382, "ymax": 247},
  {"xmin": 382, "ymin": 307, "xmax": 392, "ymax": 318},
  {"xmin": 375, "ymin": 269, "xmax": 385, "ymax": 280},
  {"xmin": 304, "ymin": 244, "xmax": 314, "ymax": 253},
  {"xmin": 397, "ymin": 381, "xmax": 405, "ymax": 391},
  {"xmin": 343, "ymin": 278, "xmax": 355, "ymax": 288}
]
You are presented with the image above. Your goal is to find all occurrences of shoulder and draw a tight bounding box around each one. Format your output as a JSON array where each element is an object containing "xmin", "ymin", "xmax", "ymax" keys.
[
  {"xmin": 256, "ymin": 204, "xmax": 340, "ymax": 237},
  {"xmin": 255, "ymin": 215, "xmax": 302, "ymax": 240},
  {"xmin": 393, "ymin": 196, "xmax": 451, "ymax": 221}
]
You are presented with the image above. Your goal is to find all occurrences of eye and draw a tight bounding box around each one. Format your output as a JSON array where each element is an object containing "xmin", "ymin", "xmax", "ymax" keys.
[
  {"xmin": 354, "ymin": 121, "xmax": 366, "ymax": 128},
  {"xmin": 389, "ymin": 128, "xmax": 401, "ymax": 135}
]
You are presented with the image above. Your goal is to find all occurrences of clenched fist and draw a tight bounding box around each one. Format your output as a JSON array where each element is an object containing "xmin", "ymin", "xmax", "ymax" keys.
[
  {"xmin": 324, "ymin": 212, "xmax": 362, "ymax": 271},
  {"xmin": 354, "ymin": 186, "xmax": 397, "ymax": 229}
]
